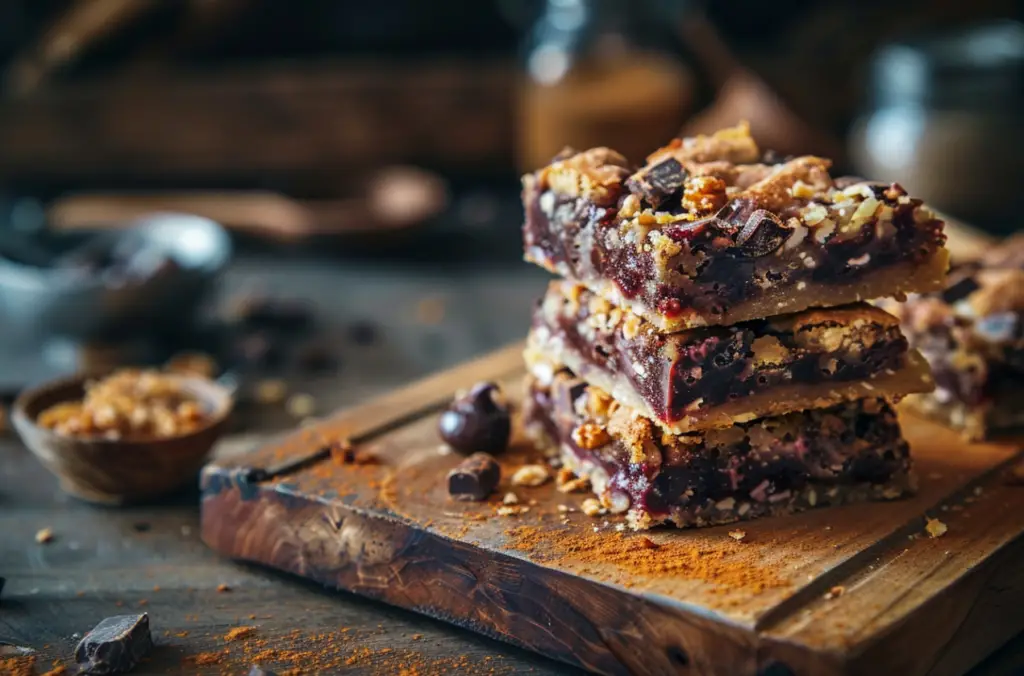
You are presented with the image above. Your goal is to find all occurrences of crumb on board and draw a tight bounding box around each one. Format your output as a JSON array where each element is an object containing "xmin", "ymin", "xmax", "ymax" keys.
[
  {"xmin": 35, "ymin": 528, "xmax": 54, "ymax": 544},
  {"xmin": 216, "ymin": 584, "xmax": 231, "ymax": 593},
  {"xmin": 728, "ymin": 529, "xmax": 746, "ymax": 542},
  {"xmin": 502, "ymin": 492, "xmax": 519, "ymax": 505},
  {"xmin": 581, "ymin": 498, "xmax": 604, "ymax": 517},
  {"xmin": 824, "ymin": 585, "xmax": 845, "ymax": 600},
  {"xmin": 496, "ymin": 505, "xmax": 530, "ymax": 517},
  {"xmin": 925, "ymin": 518, "xmax": 948, "ymax": 538},
  {"xmin": 223, "ymin": 626, "xmax": 256, "ymax": 642}
]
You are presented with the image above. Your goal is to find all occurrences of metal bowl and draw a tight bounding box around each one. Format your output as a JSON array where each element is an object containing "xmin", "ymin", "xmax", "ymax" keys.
[{"xmin": 0, "ymin": 213, "xmax": 232, "ymax": 343}]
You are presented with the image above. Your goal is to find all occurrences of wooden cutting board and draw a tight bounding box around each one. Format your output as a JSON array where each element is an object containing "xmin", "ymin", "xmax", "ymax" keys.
[{"xmin": 200, "ymin": 343, "xmax": 1024, "ymax": 676}]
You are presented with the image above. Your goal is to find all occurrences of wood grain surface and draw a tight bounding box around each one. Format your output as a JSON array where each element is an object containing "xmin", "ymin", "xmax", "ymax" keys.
[{"xmin": 200, "ymin": 344, "xmax": 1024, "ymax": 676}]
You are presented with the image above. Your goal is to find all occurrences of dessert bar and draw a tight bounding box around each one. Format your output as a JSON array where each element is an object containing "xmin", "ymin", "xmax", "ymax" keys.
[
  {"xmin": 881, "ymin": 237, "xmax": 1024, "ymax": 439},
  {"xmin": 529, "ymin": 280, "xmax": 934, "ymax": 432},
  {"xmin": 522, "ymin": 123, "xmax": 949, "ymax": 332},
  {"xmin": 524, "ymin": 368, "xmax": 914, "ymax": 530}
]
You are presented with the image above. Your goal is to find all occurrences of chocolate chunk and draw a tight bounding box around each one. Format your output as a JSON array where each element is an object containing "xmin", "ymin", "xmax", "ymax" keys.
[
  {"xmin": 447, "ymin": 452, "xmax": 500, "ymax": 501},
  {"xmin": 438, "ymin": 382, "xmax": 511, "ymax": 455},
  {"xmin": 735, "ymin": 210, "xmax": 788, "ymax": 257},
  {"xmin": 942, "ymin": 275, "xmax": 981, "ymax": 304},
  {"xmin": 75, "ymin": 613, "xmax": 152, "ymax": 674},
  {"xmin": 249, "ymin": 666, "xmax": 278, "ymax": 676},
  {"xmin": 626, "ymin": 158, "xmax": 688, "ymax": 207}
]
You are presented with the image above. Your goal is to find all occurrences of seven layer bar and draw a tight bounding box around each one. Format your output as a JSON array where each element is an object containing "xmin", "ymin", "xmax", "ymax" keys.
[{"xmin": 520, "ymin": 124, "xmax": 948, "ymax": 529}]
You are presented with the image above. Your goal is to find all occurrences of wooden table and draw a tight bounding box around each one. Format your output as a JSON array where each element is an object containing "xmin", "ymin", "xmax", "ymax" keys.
[{"xmin": 1, "ymin": 250, "xmax": 1021, "ymax": 675}]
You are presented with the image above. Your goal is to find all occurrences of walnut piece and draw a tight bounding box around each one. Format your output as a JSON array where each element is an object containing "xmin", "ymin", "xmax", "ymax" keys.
[
  {"xmin": 510, "ymin": 464, "xmax": 551, "ymax": 487},
  {"xmin": 571, "ymin": 422, "xmax": 611, "ymax": 450},
  {"xmin": 539, "ymin": 147, "xmax": 631, "ymax": 206}
]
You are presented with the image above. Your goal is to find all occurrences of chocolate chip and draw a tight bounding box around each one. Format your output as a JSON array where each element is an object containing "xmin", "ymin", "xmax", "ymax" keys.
[
  {"xmin": 735, "ymin": 210, "xmax": 787, "ymax": 257},
  {"xmin": 131, "ymin": 522, "xmax": 151, "ymax": 533},
  {"xmin": 626, "ymin": 158, "xmax": 688, "ymax": 207},
  {"xmin": 75, "ymin": 613, "xmax": 153, "ymax": 675},
  {"xmin": 447, "ymin": 452, "xmax": 501, "ymax": 501},
  {"xmin": 438, "ymin": 382, "xmax": 511, "ymax": 455},
  {"xmin": 249, "ymin": 666, "xmax": 278, "ymax": 676},
  {"xmin": 941, "ymin": 275, "xmax": 981, "ymax": 304}
]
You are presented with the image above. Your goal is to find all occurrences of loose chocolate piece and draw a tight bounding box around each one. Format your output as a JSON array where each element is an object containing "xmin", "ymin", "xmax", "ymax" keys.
[
  {"xmin": 249, "ymin": 666, "xmax": 278, "ymax": 676},
  {"xmin": 437, "ymin": 382, "xmax": 511, "ymax": 455},
  {"xmin": 75, "ymin": 613, "xmax": 152, "ymax": 675},
  {"xmin": 447, "ymin": 452, "xmax": 500, "ymax": 501},
  {"xmin": 626, "ymin": 157, "xmax": 687, "ymax": 207}
]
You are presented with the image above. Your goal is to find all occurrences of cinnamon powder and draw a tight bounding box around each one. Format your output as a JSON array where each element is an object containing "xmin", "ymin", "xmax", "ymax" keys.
[{"xmin": 505, "ymin": 525, "xmax": 789, "ymax": 594}]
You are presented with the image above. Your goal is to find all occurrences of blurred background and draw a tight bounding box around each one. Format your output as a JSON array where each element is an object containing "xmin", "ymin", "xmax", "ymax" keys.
[{"xmin": 0, "ymin": 0, "xmax": 1021, "ymax": 416}]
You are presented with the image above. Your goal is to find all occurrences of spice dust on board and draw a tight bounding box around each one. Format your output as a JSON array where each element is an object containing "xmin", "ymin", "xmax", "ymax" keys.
[
  {"xmin": 504, "ymin": 524, "xmax": 789, "ymax": 596},
  {"xmin": 177, "ymin": 625, "xmax": 517, "ymax": 675}
]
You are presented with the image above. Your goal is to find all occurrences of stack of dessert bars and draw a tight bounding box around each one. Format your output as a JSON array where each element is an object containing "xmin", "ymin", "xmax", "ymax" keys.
[{"xmin": 519, "ymin": 124, "xmax": 950, "ymax": 530}]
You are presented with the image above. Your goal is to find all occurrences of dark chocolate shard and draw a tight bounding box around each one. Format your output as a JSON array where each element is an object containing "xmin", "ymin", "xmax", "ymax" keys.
[
  {"xmin": 249, "ymin": 666, "xmax": 279, "ymax": 676},
  {"xmin": 735, "ymin": 209, "xmax": 788, "ymax": 257},
  {"xmin": 447, "ymin": 452, "xmax": 500, "ymax": 501},
  {"xmin": 75, "ymin": 613, "xmax": 152, "ymax": 675},
  {"xmin": 627, "ymin": 158, "xmax": 688, "ymax": 207},
  {"xmin": 941, "ymin": 275, "xmax": 981, "ymax": 304}
]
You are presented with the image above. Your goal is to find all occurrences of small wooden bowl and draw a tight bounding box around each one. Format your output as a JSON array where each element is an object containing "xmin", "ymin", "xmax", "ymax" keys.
[{"xmin": 12, "ymin": 372, "xmax": 233, "ymax": 505}]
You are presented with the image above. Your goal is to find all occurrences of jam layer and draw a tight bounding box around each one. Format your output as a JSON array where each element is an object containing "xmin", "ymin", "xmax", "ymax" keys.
[
  {"xmin": 530, "ymin": 281, "xmax": 933, "ymax": 433},
  {"xmin": 522, "ymin": 124, "xmax": 949, "ymax": 331},
  {"xmin": 524, "ymin": 368, "xmax": 914, "ymax": 530}
]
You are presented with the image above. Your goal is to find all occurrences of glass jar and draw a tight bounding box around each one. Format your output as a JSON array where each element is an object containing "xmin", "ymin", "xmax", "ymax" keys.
[
  {"xmin": 517, "ymin": 0, "xmax": 694, "ymax": 171},
  {"xmin": 850, "ymin": 21, "xmax": 1024, "ymax": 233}
]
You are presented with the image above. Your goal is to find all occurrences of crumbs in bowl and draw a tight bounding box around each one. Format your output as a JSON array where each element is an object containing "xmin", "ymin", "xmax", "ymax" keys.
[{"xmin": 37, "ymin": 369, "xmax": 211, "ymax": 440}]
